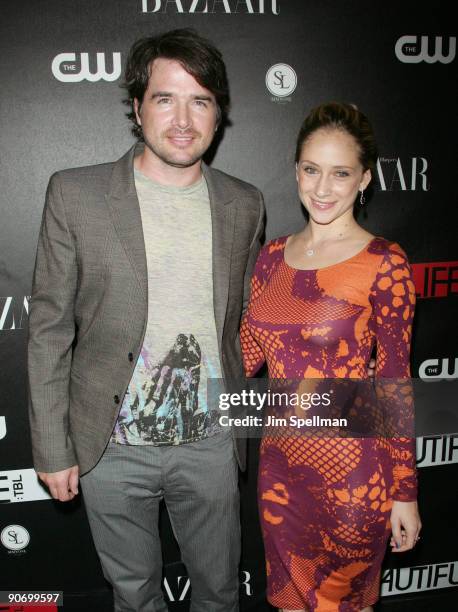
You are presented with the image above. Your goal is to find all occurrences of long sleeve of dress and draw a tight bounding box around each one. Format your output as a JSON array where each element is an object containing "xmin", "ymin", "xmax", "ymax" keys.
[
  {"xmin": 240, "ymin": 246, "xmax": 269, "ymax": 377},
  {"xmin": 369, "ymin": 242, "xmax": 418, "ymax": 502}
]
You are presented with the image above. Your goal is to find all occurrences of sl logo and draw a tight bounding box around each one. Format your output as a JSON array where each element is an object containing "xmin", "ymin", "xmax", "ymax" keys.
[
  {"xmin": 52, "ymin": 52, "xmax": 122, "ymax": 82},
  {"xmin": 395, "ymin": 35, "xmax": 456, "ymax": 64},
  {"xmin": 1, "ymin": 524, "xmax": 30, "ymax": 551},
  {"xmin": 265, "ymin": 63, "xmax": 297, "ymax": 98}
]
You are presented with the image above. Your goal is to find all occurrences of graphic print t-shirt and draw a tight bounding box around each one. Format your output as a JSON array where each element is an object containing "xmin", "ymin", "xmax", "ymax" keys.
[{"xmin": 111, "ymin": 168, "xmax": 223, "ymax": 445}]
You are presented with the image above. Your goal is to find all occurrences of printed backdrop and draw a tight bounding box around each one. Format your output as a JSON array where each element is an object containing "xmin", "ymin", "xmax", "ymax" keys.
[{"xmin": 0, "ymin": 1, "xmax": 456, "ymax": 610}]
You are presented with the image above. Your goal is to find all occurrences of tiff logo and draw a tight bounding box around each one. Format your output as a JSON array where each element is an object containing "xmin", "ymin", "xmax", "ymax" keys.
[
  {"xmin": 376, "ymin": 157, "xmax": 427, "ymax": 191},
  {"xmin": 411, "ymin": 262, "xmax": 458, "ymax": 298},
  {"xmin": 395, "ymin": 35, "xmax": 456, "ymax": 64},
  {"xmin": 142, "ymin": 0, "xmax": 280, "ymax": 13},
  {"xmin": 0, "ymin": 296, "xmax": 30, "ymax": 331},
  {"xmin": 52, "ymin": 52, "xmax": 122, "ymax": 83}
]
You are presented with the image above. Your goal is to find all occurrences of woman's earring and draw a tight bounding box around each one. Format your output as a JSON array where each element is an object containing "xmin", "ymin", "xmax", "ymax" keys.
[{"xmin": 359, "ymin": 189, "xmax": 365, "ymax": 206}]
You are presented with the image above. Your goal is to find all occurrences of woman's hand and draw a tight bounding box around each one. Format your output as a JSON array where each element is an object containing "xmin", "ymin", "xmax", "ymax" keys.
[{"xmin": 390, "ymin": 500, "xmax": 421, "ymax": 552}]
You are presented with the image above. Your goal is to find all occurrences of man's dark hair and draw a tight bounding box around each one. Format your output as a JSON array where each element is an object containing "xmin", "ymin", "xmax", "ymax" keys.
[{"xmin": 124, "ymin": 28, "xmax": 230, "ymax": 139}]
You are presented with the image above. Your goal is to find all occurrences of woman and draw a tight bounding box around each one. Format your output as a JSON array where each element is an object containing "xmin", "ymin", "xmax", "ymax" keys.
[{"xmin": 241, "ymin": 102, "xmax": 421, "ymax": 612}]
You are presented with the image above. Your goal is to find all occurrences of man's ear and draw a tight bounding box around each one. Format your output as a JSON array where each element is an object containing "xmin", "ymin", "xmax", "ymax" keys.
[{"xmin": 134, "ymin": 98, "xmax": 141, "ymax": 126}]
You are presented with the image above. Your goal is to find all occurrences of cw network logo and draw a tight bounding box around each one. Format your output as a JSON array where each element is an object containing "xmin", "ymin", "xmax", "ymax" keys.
[
  {"xmin": 376, "ymin": 157, "xmax": 427, "ymax": 191},
  {"xmin": 141, "ymin": 0, "xmax": 280, "ymax": 13},
  {"xmin": 395, "ymin": 35, "xmax": 456, "ymax": 64},
  {"xmin": 416, "ymin": 434, "xmax": 458, "ymax": 468},
  {"xmin": 419, "ymin": 358, "xmax": 457, "ymax": 381},
  {"xmin": 412, "ymin": 261, "xmax": 458, "ymax": 299},
  {"xmin": 0, "ymin": 296, "xmax": 30, "ymax": 331},
  {"xmin": 52, "ymin": 52, "xmax": 122, "ymax": 83}
]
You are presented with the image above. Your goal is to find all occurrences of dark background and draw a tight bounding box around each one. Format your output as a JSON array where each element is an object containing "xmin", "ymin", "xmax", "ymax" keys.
[{"xmin": 0, "ymin": 1, "xmax": 456, "ymax": 610}]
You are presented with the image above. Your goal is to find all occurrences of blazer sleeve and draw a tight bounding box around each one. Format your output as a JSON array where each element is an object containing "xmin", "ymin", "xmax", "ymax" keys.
[{"xmin": 28, "ymin": 173, "xmax": 78, "ymax": 473}]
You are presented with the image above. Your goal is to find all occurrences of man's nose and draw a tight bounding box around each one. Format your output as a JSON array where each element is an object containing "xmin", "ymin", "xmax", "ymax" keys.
[{"xmin": 172, "ymin": 101, "xmax": 192, "ymax": 130}]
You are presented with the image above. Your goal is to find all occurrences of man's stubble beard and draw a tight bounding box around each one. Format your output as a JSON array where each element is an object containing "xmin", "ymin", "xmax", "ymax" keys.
[{"xmin": 143, "ymin": 132, "xmax": 210, "ymax": 169}]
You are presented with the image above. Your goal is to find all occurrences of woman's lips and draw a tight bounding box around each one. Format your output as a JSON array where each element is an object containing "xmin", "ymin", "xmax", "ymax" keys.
[{"xmin": 311, "ymin": 199, "xmax": 336, "ymax": 211}]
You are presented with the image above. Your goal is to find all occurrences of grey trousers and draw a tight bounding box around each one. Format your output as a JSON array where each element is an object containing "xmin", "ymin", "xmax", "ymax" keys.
[{"xmin": 80, "ymin": 431, "xmax": 240, "ymax": 612}]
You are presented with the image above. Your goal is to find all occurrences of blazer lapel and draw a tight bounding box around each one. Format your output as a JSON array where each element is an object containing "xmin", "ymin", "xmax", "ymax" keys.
[
  {"xmin": 203, "ymin": 163, "xmax": 236, "ymax": 347},
  {"xmin": 104, "ymin": 151, "xmax": 235, "ymax": 342},
  {"xmin": 105, "ymin": 143, "xmax": 148, "ymax": 300}
]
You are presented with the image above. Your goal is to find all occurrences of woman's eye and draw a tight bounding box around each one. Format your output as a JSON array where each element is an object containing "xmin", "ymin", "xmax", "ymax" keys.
[
  {"xmin": 303, "ymin": 166, "xmax": 317, "ymax": 174},
  {"xmin": 335, "ymin": 171, "xmax": 350, "ymax": 177}
]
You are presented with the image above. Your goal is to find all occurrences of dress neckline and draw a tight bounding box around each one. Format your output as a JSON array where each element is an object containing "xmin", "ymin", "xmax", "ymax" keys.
[{"xmin": 282, "ymin": 235, "xmax": 378, "ymax": 272}]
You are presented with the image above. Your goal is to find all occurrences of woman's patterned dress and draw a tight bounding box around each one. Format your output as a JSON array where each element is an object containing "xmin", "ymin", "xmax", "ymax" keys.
[{"xmin": 240, "ymin": 236, "xmax": 417, "ymax": 611}]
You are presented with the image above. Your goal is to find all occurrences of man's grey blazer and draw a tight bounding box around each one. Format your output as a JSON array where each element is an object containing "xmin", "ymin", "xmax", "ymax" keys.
[{"xmin": 28, "ymin": 143, "xmax": 264, "ymax": 476}]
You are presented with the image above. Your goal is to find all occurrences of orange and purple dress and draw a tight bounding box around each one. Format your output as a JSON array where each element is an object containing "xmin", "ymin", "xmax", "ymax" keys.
[{"xmin": 240, "ymin": 236, "xmax": 417, "ymax": 611}]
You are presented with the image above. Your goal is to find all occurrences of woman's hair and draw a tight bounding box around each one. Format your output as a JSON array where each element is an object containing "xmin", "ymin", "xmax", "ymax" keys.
[
  {"xmin": 124, "ymin": 28, "xmax": 230, "ymax": 139},
  {"xmin": 295, "ymin": 102, "xmax": 378, "ymax": 173}
]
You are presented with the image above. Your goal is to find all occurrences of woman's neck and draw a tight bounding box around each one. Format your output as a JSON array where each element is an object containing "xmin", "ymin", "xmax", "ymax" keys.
[{"xmin": 302, "ymin": 213, "xmax": 359, "ymax": 246}]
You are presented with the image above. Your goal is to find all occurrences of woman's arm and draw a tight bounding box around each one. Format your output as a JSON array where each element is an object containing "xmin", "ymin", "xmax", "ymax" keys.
[{"xmin": 370, "ymin": 242, "xmax": 421, "ymax": 551}]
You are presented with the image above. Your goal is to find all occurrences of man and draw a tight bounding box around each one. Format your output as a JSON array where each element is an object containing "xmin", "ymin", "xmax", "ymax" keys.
[{"xmin": 28, "ymin": 29, "xmax": 264, "ymax": 612}]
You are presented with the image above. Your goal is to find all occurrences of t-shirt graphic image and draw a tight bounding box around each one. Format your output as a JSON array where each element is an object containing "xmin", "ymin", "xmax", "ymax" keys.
[{"xmin": 113, "ymin": 333, "xmax": 221, "ymax": 445}]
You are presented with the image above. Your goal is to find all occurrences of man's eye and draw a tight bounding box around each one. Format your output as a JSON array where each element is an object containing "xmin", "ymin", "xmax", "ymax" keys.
[
  {"xmin": 194, "ymin": 100, "xmax": 208, "ymax": 107},
  {"xmin": 157, "ymin": 97, "xmax": 171, "ymax": 104}
]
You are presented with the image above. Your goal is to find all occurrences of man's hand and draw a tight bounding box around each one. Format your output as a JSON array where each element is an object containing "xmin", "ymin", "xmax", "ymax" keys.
[{"xmin": 37, "ymin": 465, "xmax": 79, "ymax": 502}]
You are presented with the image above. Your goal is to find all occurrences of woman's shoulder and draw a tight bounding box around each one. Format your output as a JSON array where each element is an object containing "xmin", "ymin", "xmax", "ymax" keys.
[
  {"xmin": 257, "ymin": 234, "xmax": 288, "ymax": 262},
  {"xmin": 254, "ymin": 235, "xmax": 288, "ymax": 277},
  {"xmin": 368, "ymin": 236, "xmax": 410, "ymax": 264},
  {"xmin": 262, "ymin": 234, "xmax": 289, "ymax": 255},
  {"xmin": 367, "ymin": 238, "xmax": 414, "ymax": 295}
]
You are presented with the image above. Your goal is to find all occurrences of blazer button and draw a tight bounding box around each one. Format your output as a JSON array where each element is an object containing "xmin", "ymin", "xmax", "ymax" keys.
[
  {"xmin": 114, "ymin": 395, "xmax": 120, "ymax": 404},
  {"xmin": 128, "ymin": 352, "xmax": 134, "ymax": 362}
]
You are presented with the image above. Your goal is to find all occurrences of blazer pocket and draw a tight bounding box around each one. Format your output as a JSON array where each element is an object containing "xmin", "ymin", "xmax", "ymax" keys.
[{"xmin": 70, "ymin": 368, "xmax": 90, "ymax": 384}]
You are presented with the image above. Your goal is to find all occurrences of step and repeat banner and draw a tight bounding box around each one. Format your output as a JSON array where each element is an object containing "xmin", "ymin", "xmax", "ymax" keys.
[{"xmin": 0, "ymin": 1, "xmax": 456, "ymax": 610}]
